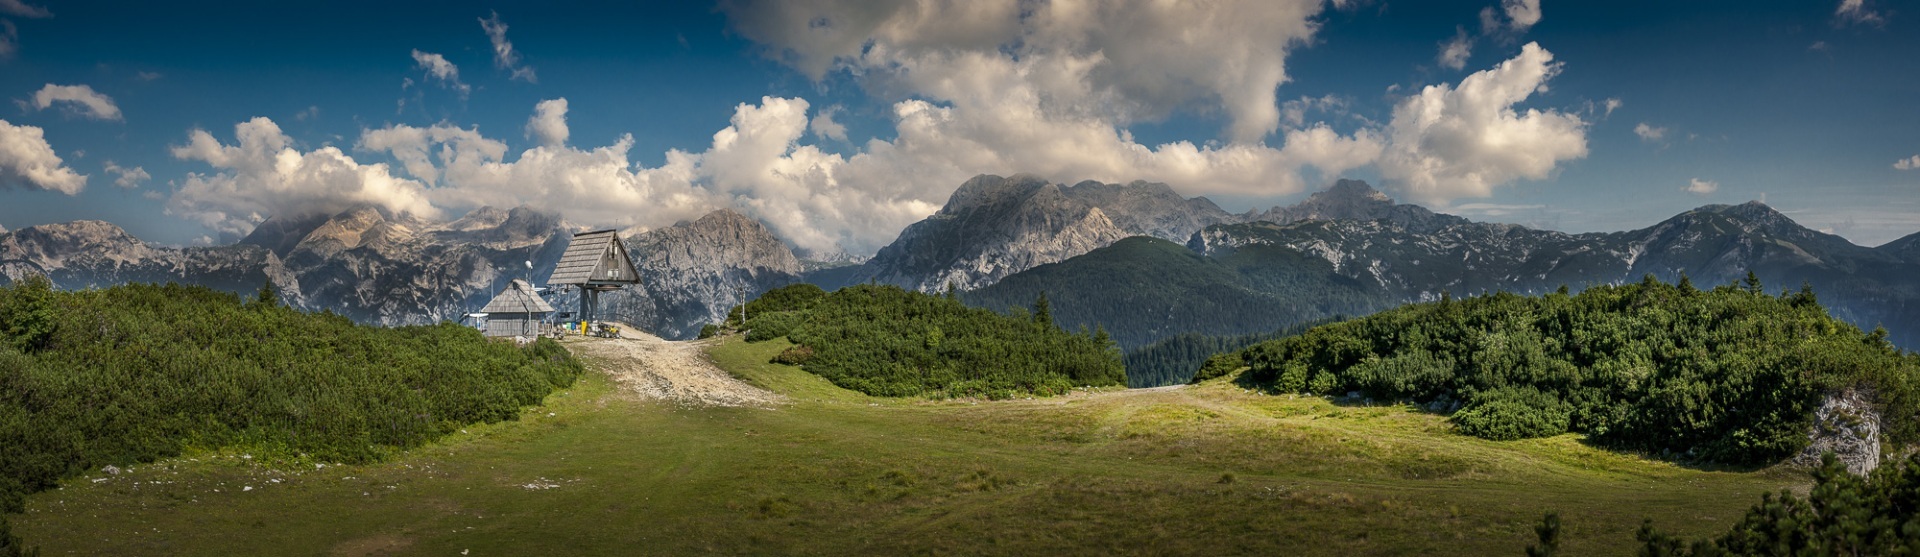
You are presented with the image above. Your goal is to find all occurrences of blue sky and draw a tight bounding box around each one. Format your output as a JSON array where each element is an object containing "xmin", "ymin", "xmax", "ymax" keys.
[{"xmin": 0, "ymin": 0, "xmax": 1915, "ymax": 254}]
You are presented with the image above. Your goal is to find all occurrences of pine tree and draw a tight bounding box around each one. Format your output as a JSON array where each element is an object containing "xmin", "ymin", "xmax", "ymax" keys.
[
  {"xmin": 253, "ymin": 281, "xmax": 279, "ymax": 308},
  {"xmin": 1033, "ymin": 292, "xmax": 1052, "ymax": 328}
]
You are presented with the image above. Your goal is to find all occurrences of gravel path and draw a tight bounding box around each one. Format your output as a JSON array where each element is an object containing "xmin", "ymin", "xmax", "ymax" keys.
[{"xmin": 566, "ymin": 326, "xmax": 782, "ymax": 408}]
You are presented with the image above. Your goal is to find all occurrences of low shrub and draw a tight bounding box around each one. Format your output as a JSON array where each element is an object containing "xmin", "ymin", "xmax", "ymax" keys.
[
  {"xmin": 0, "ymin": 280, "xmax": 583, "ymax": 515},
  {"xmin": 741, "ymin": 284, "xmax": 1123, "ymax": 398},
  {"xmin": 1224, "ymin": 277, "xmax": 1920, "ymax": 465}
]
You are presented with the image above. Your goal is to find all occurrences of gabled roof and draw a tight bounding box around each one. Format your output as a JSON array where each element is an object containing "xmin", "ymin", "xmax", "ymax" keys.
[
  {"xmin": 549, "ymin": 229, "xmax": 641, "ymax": 285},
  {"xmin": 480, "ymin": 279, "xmax": 554, "ymax": 314}
]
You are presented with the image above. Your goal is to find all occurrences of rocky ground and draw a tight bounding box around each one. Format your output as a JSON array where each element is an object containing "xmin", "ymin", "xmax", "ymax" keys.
[{"xmin": 563, "ymin": 325, "xmax": 782, "ymax": 408}]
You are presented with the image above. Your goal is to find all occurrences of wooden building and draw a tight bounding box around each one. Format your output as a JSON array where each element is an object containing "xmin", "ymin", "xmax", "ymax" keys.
[
  {"xmin": 480, "ymin": 279, "xmax": 554, "ymax": 338},
  {"xmin": 548, "ymin": 230, "xmax": 641, "ymax": 326}
]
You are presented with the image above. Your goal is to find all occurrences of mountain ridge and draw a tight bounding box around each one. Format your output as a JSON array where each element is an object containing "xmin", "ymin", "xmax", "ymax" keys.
[{"xmin": 831, "ymin": 173, "xmax": 1241, "ymax": 292}]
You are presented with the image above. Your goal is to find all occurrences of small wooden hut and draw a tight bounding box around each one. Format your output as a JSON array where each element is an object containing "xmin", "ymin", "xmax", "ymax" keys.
[
  {"xmin": 480, "ymin": 279, "xmax": 554, "ymax": 337},
  {"xmin": 548, "ymin": 230, "xmax": 641, "ymax": 326}
]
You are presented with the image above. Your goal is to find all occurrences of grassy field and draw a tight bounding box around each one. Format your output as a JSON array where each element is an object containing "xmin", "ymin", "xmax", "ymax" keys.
[{"xmin": 13, "ymin": 336, "xmax": 1803, "ymax": 555}]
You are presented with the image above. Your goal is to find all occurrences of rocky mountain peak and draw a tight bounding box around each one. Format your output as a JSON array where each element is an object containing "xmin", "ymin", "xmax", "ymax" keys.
[
  {"xmin": 1324, "ymin": 178, "xmax": 1392, "ymax": 202},
  {"xmin": 452, "ymin": 206, "xmax": 562, "ymax": 246},
  {"xmin": 238, "ymin": 213, "xmax": 331, "ymax": 257},
  {"xmin": 1705, "ymin": 201, "xmax": 1793, "ymax": 229},
  {"xmin": 1880, "ymin": 231, "xmax": 1920, "ymax": 260},
  {"xmin": 13, "ymin": 220, "xmax": 142, "ymax": 246},
  {"xmin": 1249, "ymin": 179, "xmax": 1463, "ymax": 233},
  {"xmin": 848, "ymin": 173, "xmax": 1230, "ymax": 293},
  {"xmin": 447, "ymin": 206, "xmax": 512, "ymax": 231},
  {"xmin": 294, "ymin": 206, "xmax": 394, "ymax": 257},
  {"xmin": 590, "ymin": 207, "xmax": 806, "ymax": 339},
  {"xmin": 0, "ymin": 219, "xmax": 150, "ymax": 266},
  {"xmin": 0, "ymin": 220, "xmax": 153, "ymax": 265},
  {"xmin": 943, "ymin": 174, "xmax": 1054, "ymax": 213},
  {"xmin": 635, "ymin": 209, "xmax": 802, "ymax": 273},
  {"xmin": 1675, "ymin": 201, "xmax": 1842, "ymax": 246}
]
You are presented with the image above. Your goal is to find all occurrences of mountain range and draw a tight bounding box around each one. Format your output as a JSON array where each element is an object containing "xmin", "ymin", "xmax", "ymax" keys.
[
  {"xmin": 0, "ymin": 205, "xmax": 801, "ymax": 339},
  {"xmin": 590, "ymin": 209, "xmax": 803, "ymax": 340},
  {"xmin": 818, "ymin": 174, "xmax": 1240, "ymax": 292},
  {"xmin": 4, "ymin": 173, "xmax": 1916, "ymax": 351},
  {"xmin": 974, "ymin": 180, "xmax": 1920, "ymax": 350}
]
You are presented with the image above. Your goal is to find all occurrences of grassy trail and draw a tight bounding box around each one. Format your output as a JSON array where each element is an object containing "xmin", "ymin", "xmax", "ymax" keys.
[{"xmin": 14, "ymin": 336, "xmax": 1801, "ymax": 555}]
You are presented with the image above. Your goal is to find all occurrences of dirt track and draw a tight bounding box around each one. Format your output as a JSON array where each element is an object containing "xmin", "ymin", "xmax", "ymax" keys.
[{"xmin": 565, "ymin": 327, "xmax": 782, "ymax": 407}]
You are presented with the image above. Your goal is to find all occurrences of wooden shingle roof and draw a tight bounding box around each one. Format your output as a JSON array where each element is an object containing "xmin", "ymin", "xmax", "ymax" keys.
[
  {"xmin": 549, "ymin": 230, "xmax": 640, "ymax": 286},
  {"xmin": 480, "ymin": 279, "xmax": 555, "ymax": 314}
]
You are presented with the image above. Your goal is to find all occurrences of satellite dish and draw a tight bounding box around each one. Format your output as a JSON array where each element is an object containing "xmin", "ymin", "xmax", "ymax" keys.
[{"xmin": 525, "ymin": 260, "xmax": 533, "ymax": 269}]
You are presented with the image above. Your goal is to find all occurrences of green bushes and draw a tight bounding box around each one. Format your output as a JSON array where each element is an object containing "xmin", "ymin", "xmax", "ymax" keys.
[
  {"xmin": 0, "ymin": 280, "xmax": 583, "ymax": 514},
  {"xmin": 740, "ymin": 284, "xmax": 1124, "ymax": 398},
  {"xmin": 0, "ymin": 276, "xmax": 55, "ymax": 353},
  {"xmin": 1624, "ymin": 453, "xmax": 1920, "ymax": 555},
  {"xmin": 743, "ymin": 310, "xmax": 807, "ymax": 342},
  {"xmin": 1452, "ymin": 387, "xmax": 1571, "ymax": 440},
  {"xmin": 1215, "ymin": 277, "xmax": 1920, "ymax": 466}
]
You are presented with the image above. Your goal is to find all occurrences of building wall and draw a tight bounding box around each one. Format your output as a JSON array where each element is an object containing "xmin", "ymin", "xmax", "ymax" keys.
[{"xmin": 484, "ymin": 314, "xmax": 544, "ymax": 337}]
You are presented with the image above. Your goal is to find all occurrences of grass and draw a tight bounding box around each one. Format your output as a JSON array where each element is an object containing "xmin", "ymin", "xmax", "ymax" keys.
[{"xmin": 12, "ymin": 336, "xmax": 1803, "ymax": 555}]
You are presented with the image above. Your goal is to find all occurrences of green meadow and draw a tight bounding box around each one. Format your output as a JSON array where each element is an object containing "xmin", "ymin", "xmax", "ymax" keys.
[{"xmin": 14, "ymin": 337, "xmax": 1801, "ymax": 555}]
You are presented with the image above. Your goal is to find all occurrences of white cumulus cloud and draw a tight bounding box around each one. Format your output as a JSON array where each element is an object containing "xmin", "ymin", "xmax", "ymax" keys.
[
  {"xmin": 343, "ymin": 93, "xmax": 1364, "ymax": 255},
  {"xmin": 722, "ymin": 0, "xmax": 1325, "ymax": 144},
  {"xmin": 525, "ymin": 98, "xmax": 568, "ymax": 147},
  {"xmin": 409, "ymin": 49, "xmax": 471, "ymax": 98},
  {"xmin": 1684, "ymin": 177, "xmax": 1718, "ymax": 196},
  {"xmin": 1438, "ymin": 27, "xmax": 1474, "ymax": 70},
  {"xmin": 704, "ymin": 0, "xmax": 1385, "ymax": 252},
  {"xmin": 357, "ymin": 122, "xmax": 506, "ymax": 188},
  {"xmin": 354, "ymin": 97, "xmax": 930, "ymax": 255},
  {"xmin": 102, "ymin": 160, "xmax": 148, "ymax": 188},
  {"xmin": 809, "ymin": 105, "xmax": 848, "ymax": 142},
  {"xmin": 1895, "ymin": 155, "xmax": 1920, "ymax": 170},
  {"xmin": 1503, "ymin": 0, "xmax": 1542, "ymax": 31},
  {"xmin": 0, "ymin": 118, "xmax": 86, "ymax": 195},
  {"xmin": 1634, "ymin": 122, "xmax": 1667, "ymax": 142},
  {"xmin": 1378, "ymin": 42, "xmax": 1588, "ymax": 205},
  {"xmin": 28, "ymin": 84, "xmax": 123, "ymax": 121},
  {"xmin": 168, "ymin": 117, "xmax": 440, "ymax": 238},
  {"xmin": 479, "ymin": 11, "xmax": 537, "ymax": 83}
]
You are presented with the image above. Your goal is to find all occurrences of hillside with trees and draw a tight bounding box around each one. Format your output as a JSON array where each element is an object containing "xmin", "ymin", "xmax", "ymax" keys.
[
  {"xmin": 965, "ymin": 236, "xmax": 1388, "ymax": 349},
  {"xmin": 737, "ymin": 283, "xmax": 1124, "ymax": 398},
  {"xmin": 0, "ymin": 277, "xmax": 582, "ymax": 521},
  {"xmin": 1121, "ymin": 318, "xmax": 1340, "ymax": 388},
  {"xmin": 1199, "ymin": 275, "xmax": 1920, "ymax": 466}
]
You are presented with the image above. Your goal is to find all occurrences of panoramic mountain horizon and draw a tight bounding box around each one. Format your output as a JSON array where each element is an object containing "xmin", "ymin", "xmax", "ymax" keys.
[
  {"xmin": 8, "ymin": 172, "xmax": 1917, "ymax": 352},
  {"xmin": 5, "ymin": 2, "xmax": 1919, "ymax": 554}
]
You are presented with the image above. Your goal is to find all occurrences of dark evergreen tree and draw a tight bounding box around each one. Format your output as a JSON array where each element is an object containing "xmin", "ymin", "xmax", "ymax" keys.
[{"xmin": 252, "ymin": 280, "xmax": 278, "ymax": 308}]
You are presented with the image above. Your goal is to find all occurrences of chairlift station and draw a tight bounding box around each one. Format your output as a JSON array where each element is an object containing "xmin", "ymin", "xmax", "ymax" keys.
[{"xmin": 548, "ymin": 229, "xmax": 641, "ymax": 326}]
